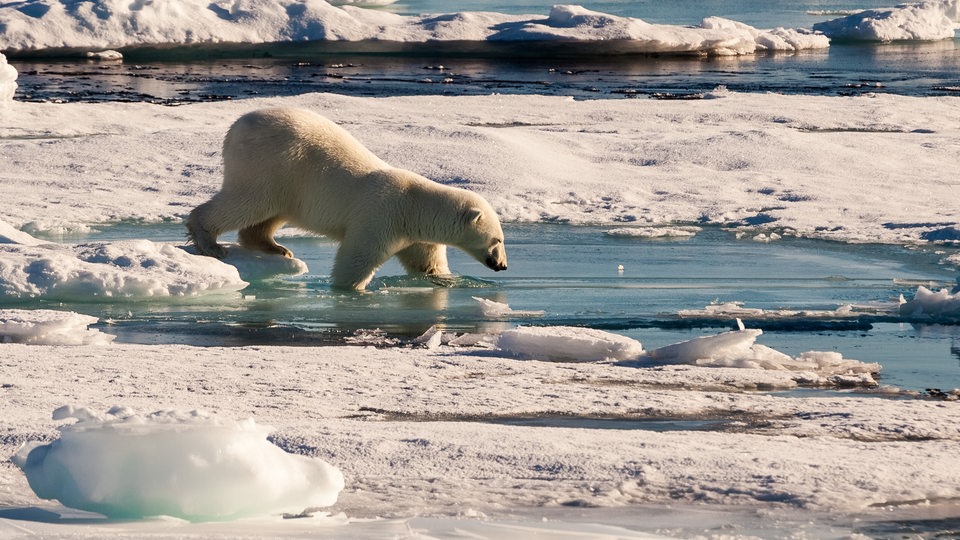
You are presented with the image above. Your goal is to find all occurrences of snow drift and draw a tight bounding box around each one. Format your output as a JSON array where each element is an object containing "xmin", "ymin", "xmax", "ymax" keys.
[
  {"xmin": 813, "ymin": 0, "xmax": 960, "ymax": 41},
  {"xmin": 13, "ymin": 406, "xmax": 345, "ymax": 521}
]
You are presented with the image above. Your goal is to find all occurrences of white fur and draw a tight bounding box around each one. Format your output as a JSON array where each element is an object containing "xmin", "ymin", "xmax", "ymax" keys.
[{"xmin": 188, "ymin": 108, "xmax": 507, "ymax": 290}]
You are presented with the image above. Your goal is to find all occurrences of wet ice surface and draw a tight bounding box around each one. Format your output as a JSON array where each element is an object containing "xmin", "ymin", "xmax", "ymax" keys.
[{"xmin": 19, "ymin": 221, "xmax": 959, "ymax": 394}]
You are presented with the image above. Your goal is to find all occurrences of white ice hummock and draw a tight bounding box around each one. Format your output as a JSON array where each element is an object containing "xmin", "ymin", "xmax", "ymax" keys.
[
  {"xmin": 0, "ymin": 309, "xmax": 114, "ymax": 345},
  {"xmin": 13, "ymin": 406, "xmax": 345, "ymax": 521},
  {"xmin": 813, "ymin": 0, "xmax": 960, "ymax": 41},
  {"xmin": 497, "ymin": 325, "xmax": 644, "ymax": 362},
  {"xmin": 0, "ymin": 222, "xmax": 248, "ymax": 300},
  {"xmin": 0, "ymin": 52, "xmax": 15, "ymax": 103}
]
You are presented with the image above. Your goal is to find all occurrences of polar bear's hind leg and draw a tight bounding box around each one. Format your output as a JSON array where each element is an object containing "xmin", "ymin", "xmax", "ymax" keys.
[
  {"xmin": 187, "ymin": 200, "xmax": 229, "ymax": 259},
  {"xmin": 238, "ymin": 216, "xmax": 293, "ymax": 258},
  {"xmin": 396, "ymin": 242, "xmax": 450, "ymax": 275}
]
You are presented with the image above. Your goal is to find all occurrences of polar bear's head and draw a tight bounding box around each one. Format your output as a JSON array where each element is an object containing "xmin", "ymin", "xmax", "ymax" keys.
[{"xmin": 457, "ymin": 197, "xmax": 507, "ymax": 273}]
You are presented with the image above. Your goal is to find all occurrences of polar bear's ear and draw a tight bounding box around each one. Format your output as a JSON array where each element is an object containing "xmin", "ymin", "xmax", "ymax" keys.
[{"xmin": 462, "ymin": 208, "xmax": 484, "ymax": 225}]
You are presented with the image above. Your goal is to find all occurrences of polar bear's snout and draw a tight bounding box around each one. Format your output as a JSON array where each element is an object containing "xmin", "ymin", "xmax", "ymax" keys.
[{"xmin": 485, "ymin": 244, "xmax": 508, "ymax": 272}]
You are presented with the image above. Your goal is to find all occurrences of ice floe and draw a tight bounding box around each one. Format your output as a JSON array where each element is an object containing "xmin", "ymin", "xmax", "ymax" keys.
[
  {"xmin": 0, "ymin": 309, "xmax": 114, "ymax": 345},
  {"xmin": 0, "ymin": 53, "xmax": 15, "ymax": 103},
  {"xmin": 0, "ymin": 239, "xmax": 248, "ymax": 300},
  {"xmin": 12, "ymin": 406, "xmax": 344, "ymax": 521},
  {"xmin": 0, "ymin": 1, "xmax": 829, "ymax": 54}
]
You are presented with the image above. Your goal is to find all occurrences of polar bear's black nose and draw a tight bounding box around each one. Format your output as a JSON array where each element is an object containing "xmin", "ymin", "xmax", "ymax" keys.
[{"xmin": 486, "ymin": 257, "xmax": 507, "ymax": 271}]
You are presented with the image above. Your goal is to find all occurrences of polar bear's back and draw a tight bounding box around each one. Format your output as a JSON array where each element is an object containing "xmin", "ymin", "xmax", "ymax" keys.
[{"xmin": 223, "ymin": 108, "xmax": 387, "ymax": 190}]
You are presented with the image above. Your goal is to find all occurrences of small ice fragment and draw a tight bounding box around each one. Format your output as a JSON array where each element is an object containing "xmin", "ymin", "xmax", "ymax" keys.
[{"xmin": 473, "ymin": 297, "xmax": 545, "ymax": 318}]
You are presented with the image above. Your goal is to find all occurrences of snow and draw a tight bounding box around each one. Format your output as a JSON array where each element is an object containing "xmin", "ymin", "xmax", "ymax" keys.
[
  {"xmin": 0, "ymin": 227, "xmax": 248, "ymax": 300},
  {"xmin": 813, "ymin": 0, "xmax": 960, "ymax": 41},
  {"xmin": 2, "ymin": 340, "xmax": 959, "ymax": 537},
  {"xmin": 0, "ymin": 309, "xmax": 114, "ymax": 345},
  {"xmin": 1, "ymin": 24, "xmax": 960, "ymax": 535},
  {"xmin": 12, "ymin": 406, "xmax": 344, "ymax": 521},
  {"xmin": 2, "ymin": 92, "xmax": 959, "ymax": 246}
]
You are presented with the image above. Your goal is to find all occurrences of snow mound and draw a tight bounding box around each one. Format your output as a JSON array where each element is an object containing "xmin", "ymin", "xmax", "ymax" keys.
[
  {"xmin": 497, "ymin": 325, "xmax": 644, "ymax": 362},
  {"xmin": 0, "ymin": 1, "xmax": 830, "ymax": 55},
  {"xmin": 0, "ymin": 309, "xmax": 114, "ymax": 345},
  {"xmin": 900, "ymin": 285, "xmax": 960, "ymax": 317},
  {"xmin": 0, "ymin": 238, "xmax": 248, "ymax": 300},
  {"xmin": 12, "ymin": 406, "xmax": 344, "ymax": 521},
  {"xmin": 0, "ymin": 52, "xmax": 16, "ymax": 103},
  {"xmin": 813, "ymin": 0, "xmax": 960, "ymax": 41}
]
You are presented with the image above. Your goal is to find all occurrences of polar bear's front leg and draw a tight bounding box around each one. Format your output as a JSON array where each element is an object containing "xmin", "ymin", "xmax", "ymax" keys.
[
  {"xmin": 331, "ymin": 235, "xmax": 395, "ymax": 291},
  {"xmin": 396, "ymin": 242, "xmax": 451, "ymax": 276}
]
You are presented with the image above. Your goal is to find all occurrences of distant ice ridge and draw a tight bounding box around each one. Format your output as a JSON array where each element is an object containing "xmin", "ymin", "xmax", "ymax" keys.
[
  {"xmin": 0, "ymin": 221, "xmax": 248, "ymax": 300},
  {"xmin": 13, "ymin": 406, "xmax": 344, "ymax": 521},
  {"xmin": 0, "ymin": 1, "xmax": 829, "ymax": 54},
  {"xmin": 0, "ymin": 53, "xmax": 16, "ymax": 102},
  {"xmin": 813, "ymin": 0, "xmax": 960, "ymax": 41}
]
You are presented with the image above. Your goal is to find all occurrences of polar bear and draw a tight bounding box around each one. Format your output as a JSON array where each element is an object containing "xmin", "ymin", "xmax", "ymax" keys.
[{"xmin": 187, "ymin": 107, "xmax": 507, "ymax": 291}]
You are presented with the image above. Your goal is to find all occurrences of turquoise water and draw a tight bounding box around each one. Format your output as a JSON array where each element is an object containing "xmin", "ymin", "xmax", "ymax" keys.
[{"xmin": 23, "ymin": 222, "xmax": 960, "ymax": 393}]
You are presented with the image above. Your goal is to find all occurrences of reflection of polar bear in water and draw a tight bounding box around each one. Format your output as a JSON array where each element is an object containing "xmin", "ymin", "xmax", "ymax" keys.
[{"xmin": 188, "ymin": 108, "xmax": 507, "ymax": 291}]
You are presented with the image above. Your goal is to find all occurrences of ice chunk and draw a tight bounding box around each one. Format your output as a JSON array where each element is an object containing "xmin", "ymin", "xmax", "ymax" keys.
[
  {"xmin": 0, "ymin": 309, "xmax": 114, "ymax": 345},
  {"xmin": 12, "ymin": 407, "xmax": 344, "ymax": 521},
  {"xmin": 604, "ymin": 226, "xmax": 701, "ymax": 239},
  {"xmin": 0, "ymin": 52, "xmax": 15, "ymax": 103},
  {"xmin": 497, "ymin": 325, "xmax": 643, "ymax": 362},
  {"xmin": 645, "ymin": 325, "xmax": 880, "ymax": 382},
  {"xmin": 473, "ymin": 296, "xmax": 545, "ymax": 318},
  {"xmin": 900, "ymin": 285, "xmax": 960, "ymax": 317},
  {"xmin": 648, "ymin": 328, "xmax": 766, "ymax": 365}
]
